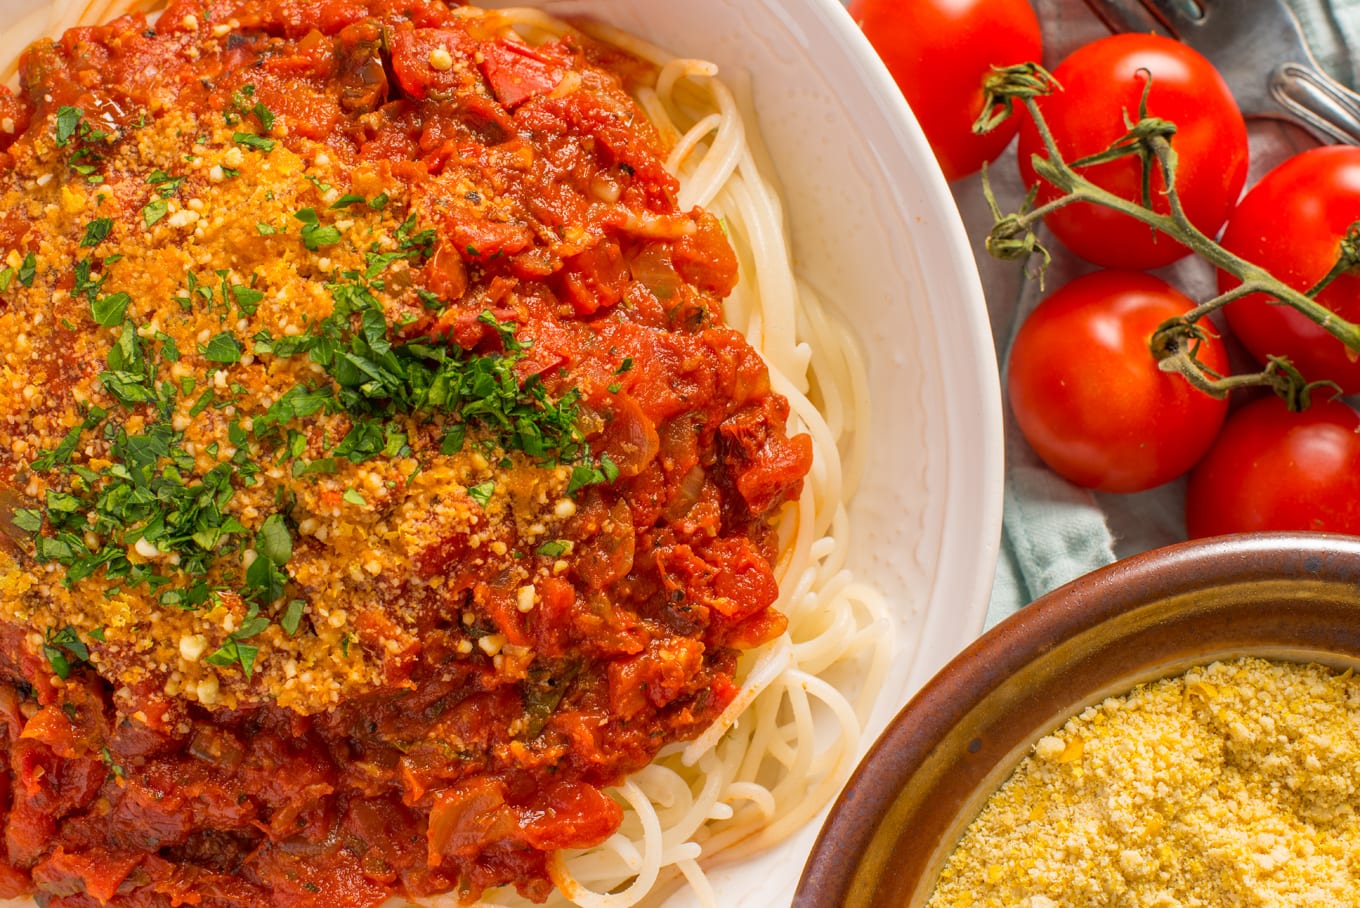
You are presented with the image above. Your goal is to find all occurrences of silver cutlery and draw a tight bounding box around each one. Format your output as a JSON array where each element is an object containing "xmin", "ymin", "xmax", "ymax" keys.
[{"xmin": 1081, "ymin": 0, "xmax": 1360, "ymax": 144}]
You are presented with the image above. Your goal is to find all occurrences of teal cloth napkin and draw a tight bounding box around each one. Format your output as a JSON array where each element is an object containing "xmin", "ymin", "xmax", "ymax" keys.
[{"xmin": 980, "ymin": 0, "xmax": 1360, "ymax": 627}]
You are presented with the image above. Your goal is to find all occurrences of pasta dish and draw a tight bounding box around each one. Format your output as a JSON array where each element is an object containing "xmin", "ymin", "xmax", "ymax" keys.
[{"xmin": 0, "ymin": 1, "xmax": 889, "ymax": 904}]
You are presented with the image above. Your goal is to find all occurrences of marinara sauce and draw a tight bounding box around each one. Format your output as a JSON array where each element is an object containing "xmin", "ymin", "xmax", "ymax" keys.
[{"xmin": 0, "ymin": 0, "xmax": 811, "ymax": 904}]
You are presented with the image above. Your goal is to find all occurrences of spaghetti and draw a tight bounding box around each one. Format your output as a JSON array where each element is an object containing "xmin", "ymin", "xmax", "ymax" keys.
[{"xmin": 0, "ymin": 2, "xmax": 890, "ymax": 905}]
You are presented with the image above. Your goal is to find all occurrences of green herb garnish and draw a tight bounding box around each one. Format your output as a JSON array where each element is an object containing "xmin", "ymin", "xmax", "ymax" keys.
[
  {"xmin": 81, "ymin": 218, "xmax": 113, "ymax": 248},
  {"xmin": 91, "ymin": 292, "xmax": 131, "ymax": 327},
  {"xmin": 42, "ymin": 626, "xmax": 90, "ymax": 680},
  {"xmin": 142, "ymin": 198, "xmax": 169, "ymax": 227},
  {"xmin": 201, "ymin": 332, "xmax": 243, "ymax": 363},
  {"xmin": 17, "ymin": 253, "xmax": 35, "ymax": 288},
  {"xmin": 233, "ymin": 132, "xmax": 275, "ymax": 153},
  {"xmin": 467, "ymin": 481, "xmax": 495, "ymax": 507},
  {"xmin": 294, "ymin": 208, "xmax": 341, "ymax": 250}
]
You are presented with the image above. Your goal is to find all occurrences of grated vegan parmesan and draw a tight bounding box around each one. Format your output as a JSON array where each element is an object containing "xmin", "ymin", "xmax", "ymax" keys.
[{"xmin": 927, "ymin": 657, "xmax": 1360, "ymax": 908}]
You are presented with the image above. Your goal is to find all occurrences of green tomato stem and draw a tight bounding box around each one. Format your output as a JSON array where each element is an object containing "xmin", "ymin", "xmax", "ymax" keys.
[{"xmin": 986, "ymin": 86, "xmax": 1360, "ymax": 380}]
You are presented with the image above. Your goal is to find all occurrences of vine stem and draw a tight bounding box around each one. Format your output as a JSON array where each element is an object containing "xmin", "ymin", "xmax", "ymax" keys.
[{"xmin": 988, "ymin": 89, "xmax": 1360, "ymax": 357}]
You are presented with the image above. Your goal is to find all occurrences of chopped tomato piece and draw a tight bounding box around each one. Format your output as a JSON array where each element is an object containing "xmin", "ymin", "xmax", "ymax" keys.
[
  {"xmin": 479, "ymin": 40, "xmax": 566, "ymax": 109},
  {"xmin": 521, "ymin": 781, "xmax": 621, "ymax": 850},
  {"xmin": 31, "ymin": 847, "xmax": 143, "ymax": 903},
  {"xmin": 0, "ymin": 87, "xmax": 31, "ymax": 154},
  {"xmin": 557, "ymin": 240, "xmax": 630, "ymax": 315},
  {"xmin": 389, "ymin": 25, "xmax": 477, "ymax": 101}
]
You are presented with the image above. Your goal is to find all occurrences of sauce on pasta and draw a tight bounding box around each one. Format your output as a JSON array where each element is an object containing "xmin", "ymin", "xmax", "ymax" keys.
[{"xmin": 0, "ymin": 2, "xmax": 813, "ymax": 903}]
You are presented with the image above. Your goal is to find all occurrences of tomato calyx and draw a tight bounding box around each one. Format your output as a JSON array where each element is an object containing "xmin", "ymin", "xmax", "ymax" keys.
[
  {"xmin": 1305, "ymin": 222, "xmax": 1360, "ymax": 297},
  {"xmin": 973, "ymin": 62, "xmax": 1056, "ymax": 138},
  {"xmin": 980, "ymin": 60, "xmax": 1360, "ymax": 396},
  {"xmin": 1147, "ymin": 318, "xmax": 1228, "ymax": 398},
  {"xmin": 1062, "ymin": 77, "xmax": 1179, "ymax": 217},
  {"xmin": 981, "ymin": 64, "xmax": 1195, "ymax": 269},
  {"xmin": 1150, "ymin": 319, "xmax": 1330, "ymax": 413}
]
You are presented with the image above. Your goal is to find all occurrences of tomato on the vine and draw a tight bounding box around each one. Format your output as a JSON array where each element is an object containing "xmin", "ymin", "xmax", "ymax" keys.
[
  {"xmin": 1016, "ymin": 33, "xmax": 1248, "ymax": 270},
  {"xmin": 1008, "ymin": 271, "xmax": 1229, "ymax": 493},
  {"xmin": 1185, "ymin": 395, "xmax": 1360, "ymax": 538},
  {"xmin": 1218, "ymin": 146, "xmax": 1360, "ymax": 394},
  {"xmin": 849, "ymin": 0, "xmax": 1042, "ymax": 182}
]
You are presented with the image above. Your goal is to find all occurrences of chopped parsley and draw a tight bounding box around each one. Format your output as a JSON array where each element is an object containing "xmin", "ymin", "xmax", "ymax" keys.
[
  {"xmin": 228, "ymin": 84, "xmax": 276, "ymax": 132},
  {"xmin": 395, "ymin": 214, "xmax": 436, "ymax": 257},
  {"xmin": 19, "ymin": 185, "xmax": 620, "ymax": 662},
  {"xmin": 536, "ymin": 540, "xmax": 568, "ymax": 558},
  {"xmin": 12, "ymin": 508, "xmax": 42, "ymax": 534},
  {"xmin": 467, "ymin": 481, "xmax": 495, "ymax": 507},
  {"xmin": 200, "ymin": 331, "xmax": 243, "ymax": 363},
  {"xmin": 17, "ymin": 253, "xmax": 35, "ymax": 288},
  {"xmin": 231, "ymin": 284, "xmax": 264, "ymax": 315},
  {"xmin": 363, "ymin": 250, "xmax": 410, "ymax": 279},
  {"xmin": 52, "ymin": 106, "xmax": 117, "ymax": 175},
  {"xmin": 146, "ymin": 169, "xmax": 185, "ymax": 198},
  {"xmin": 233, "ymin": 131, "xmax": 276, "ymax": 153},
  {"xmin": 22, "ymin": 321, "xmax": 268, "ymax": 602},
  {"xmin": 205, "ymin": 603, "xmax": 271, "ymax": 679},
  {"xmin": 248, "ymin": 270, "xmax": 597, "ymax": 478},
  {"xmin": 81, "ymin": 218, "xmax": 113, "ymax": 248},
  {"xmin": 53, "ymin": 106, "xmax": 84, "ymax": 146},
  {"xmin": 142, "ymin": 198, "xmax": 169, "ymax": 227},
  {"xmin": 330, "ymin": 193, "xmax": 367, "ymax": 209},
  {"xmin": 90, "ymin": 292, "xmax": 131, "ymax": 327},
  {"xmin": 566, "ymin": 454, "xmax": 620, "ymax": 496},
  {"xmin": 100, "ymin": 746, "xmax": 126, "ymax": 779},
  {"xmin": 244, "ymin": 514, "xmax": 292, "ymax": 605},
  {"xmin": 42, "ymin": 626, "xmax": 90, "ymax": 679},
  {"xmin": 294, "ymin": 208, "xmax": 341, "ymax": 250},
  {"xmin": 280, "ymin": 599, "xmax": 306, "ymax": 636}
]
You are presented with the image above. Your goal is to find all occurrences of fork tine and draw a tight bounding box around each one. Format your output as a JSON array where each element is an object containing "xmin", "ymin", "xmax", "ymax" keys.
[
  {"xmin": 1080, "ymin": 0, "xmax": 1176, "ymax": 39},
  {"xmin": 1090, "ymin": 0, "xmax": 1360, "ymax": 145},
  {"xmin": 1139, "ymin": 0, "xmax": 1207, "ymax": 32}
]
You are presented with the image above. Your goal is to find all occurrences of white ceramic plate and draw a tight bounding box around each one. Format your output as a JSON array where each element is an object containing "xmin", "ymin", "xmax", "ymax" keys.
[{"xmin": 0, "ymin": 0, "xmax": 1004, "ymax": 903}]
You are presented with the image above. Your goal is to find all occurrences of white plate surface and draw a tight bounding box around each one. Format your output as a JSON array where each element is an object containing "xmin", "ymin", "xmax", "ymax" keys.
[{"xmin": 0, "ymin": 0, "xmax": 1004, "ymax": 903}]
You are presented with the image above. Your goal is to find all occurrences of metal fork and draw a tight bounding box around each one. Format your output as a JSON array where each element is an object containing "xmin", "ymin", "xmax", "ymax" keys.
[{"xmin": 1082, "ymin": 0, "xmax": 1360, "ymax": 145}]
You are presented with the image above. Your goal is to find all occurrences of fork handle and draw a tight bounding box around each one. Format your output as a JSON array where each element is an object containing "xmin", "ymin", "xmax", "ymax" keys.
[{"xmin": 1271, "ymin": 62, "xmax": 1360, "ymax": 146}]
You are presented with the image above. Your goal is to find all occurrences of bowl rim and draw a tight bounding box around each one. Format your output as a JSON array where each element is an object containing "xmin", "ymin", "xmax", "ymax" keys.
[
  {"xmin": 816, "ymin": 0, "xmax": 1006, "ymax": 673},
  {"xmin": 794, "ymin": 531, "xmax": 1360, "ymax": 906}
]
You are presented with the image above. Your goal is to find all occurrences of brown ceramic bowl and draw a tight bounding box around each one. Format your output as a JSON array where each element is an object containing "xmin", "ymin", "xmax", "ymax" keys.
[{"xmin": 794, "ymin": 532, "xmax": 1360, "ymax": 908}]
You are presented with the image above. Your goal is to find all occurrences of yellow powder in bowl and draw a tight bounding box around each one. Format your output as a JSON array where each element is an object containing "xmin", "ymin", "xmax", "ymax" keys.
[{"xmin": 927, "ymin": 656, "xmax": 1360, "ymax": 908}]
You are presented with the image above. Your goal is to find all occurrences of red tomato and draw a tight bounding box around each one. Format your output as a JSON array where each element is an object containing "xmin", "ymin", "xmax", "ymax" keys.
[
  {"xmin": 1016, "ymin": 34, "xmax": 1248, "ymax": 270},
  {"xmin": 1219, "ymin": 147, "xmax": 1360, "ymax": 393},
  {"xmin": 849, "ymin": 0, "xmax": 1042, "ymax": 182},
  {"xmin": 1185, "ymin": 395, "xmax": 1360, "ymax": 538},
  {"xmin": 1008, "ymin": 271, "xmax": 1229, "ymax": 493}
]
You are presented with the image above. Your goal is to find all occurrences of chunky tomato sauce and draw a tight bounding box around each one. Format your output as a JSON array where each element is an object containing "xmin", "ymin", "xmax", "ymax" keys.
[{"xmin": 0, "ymin": 1, "xmax": 811, "ymax": 904}]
